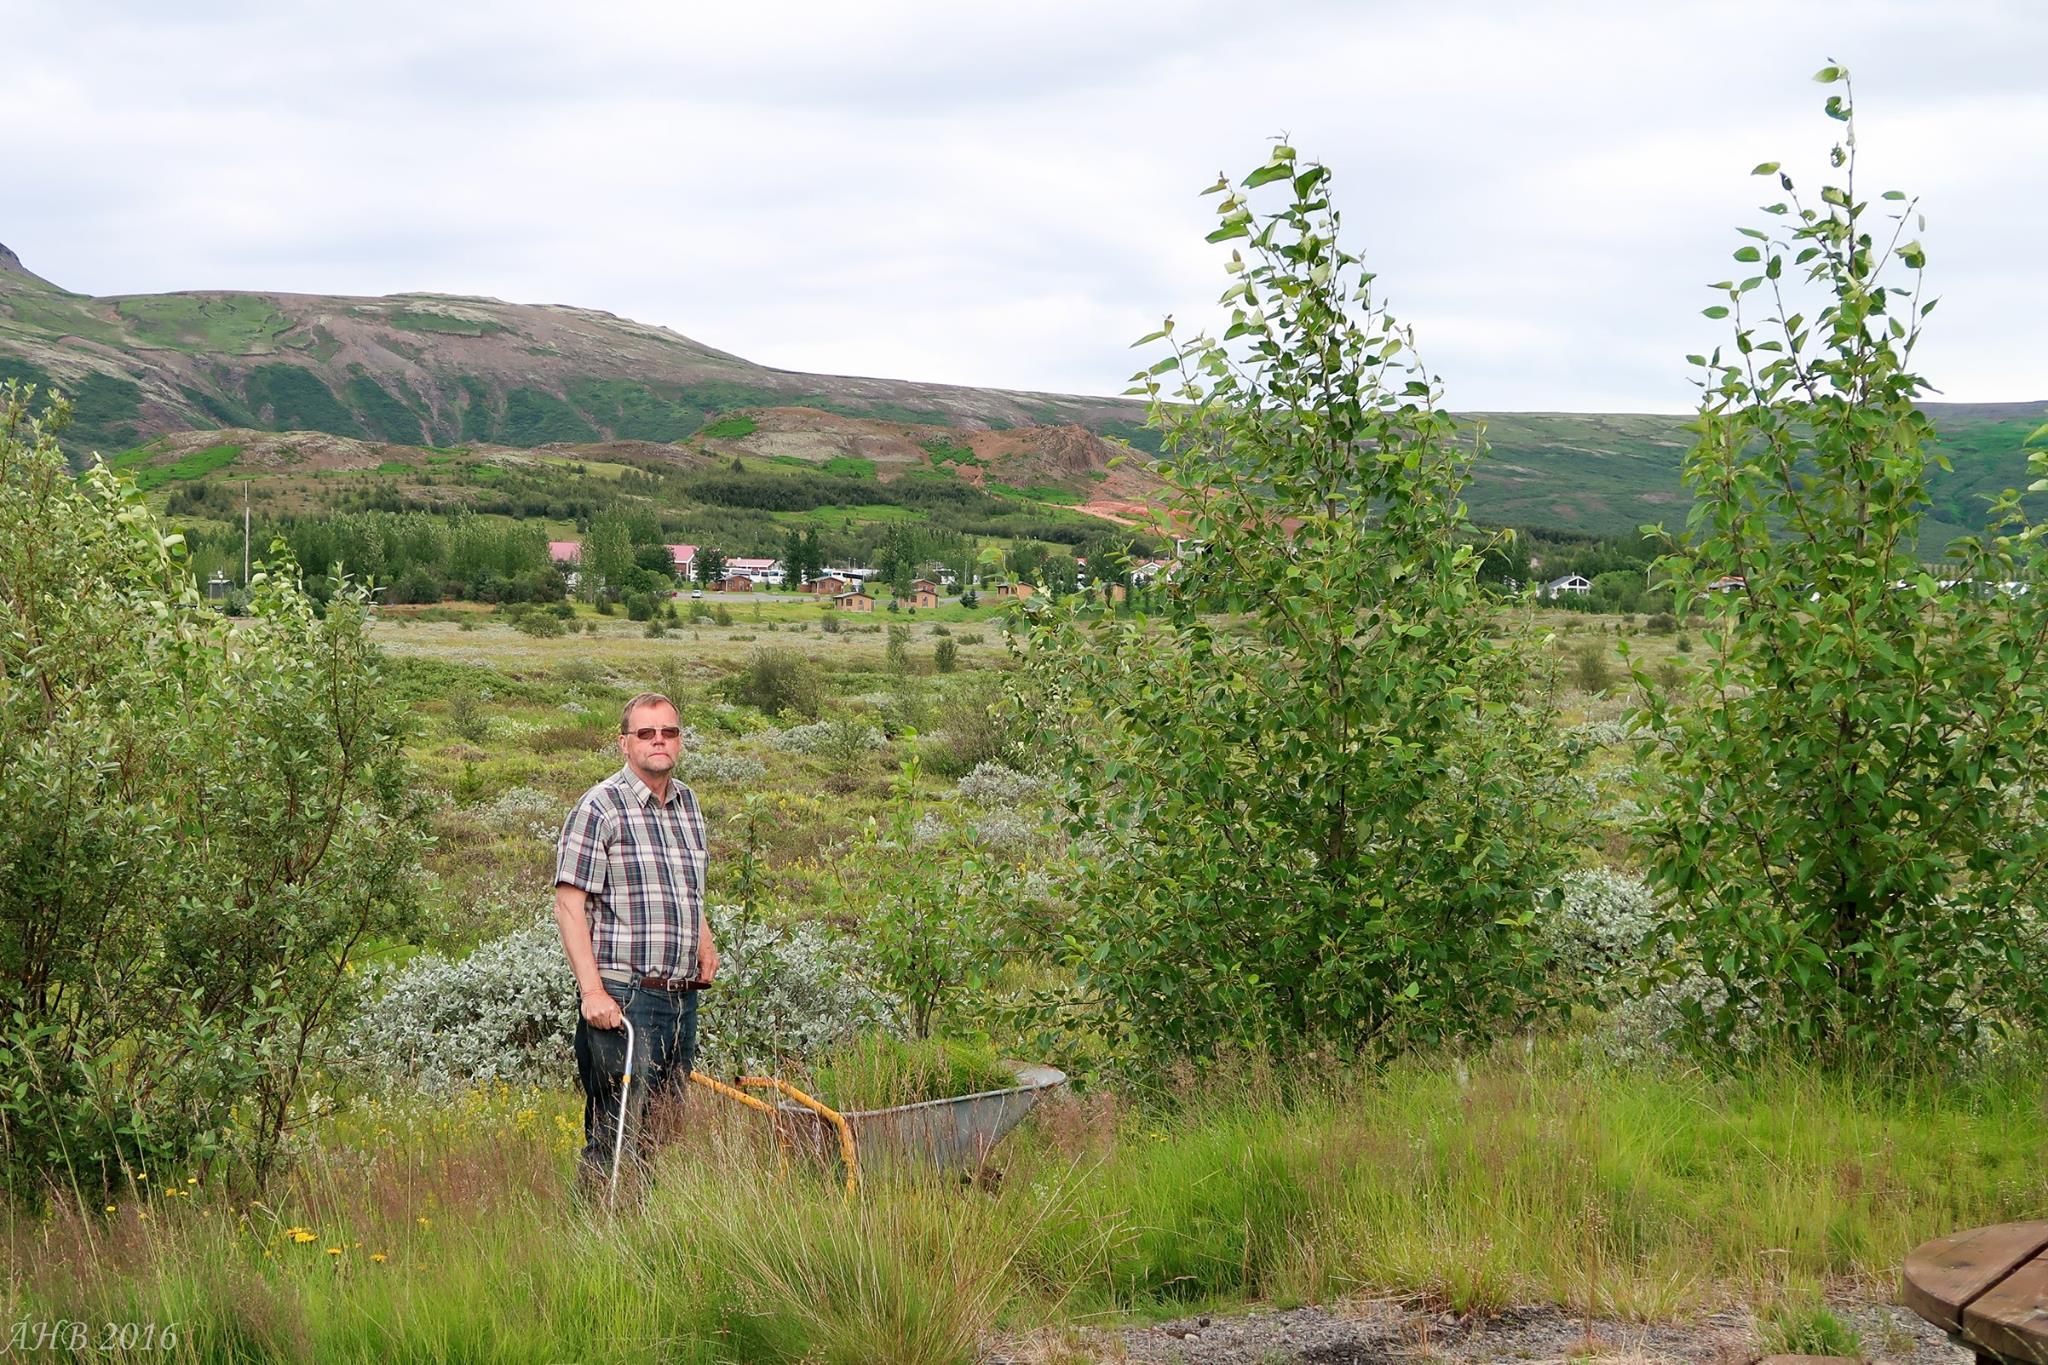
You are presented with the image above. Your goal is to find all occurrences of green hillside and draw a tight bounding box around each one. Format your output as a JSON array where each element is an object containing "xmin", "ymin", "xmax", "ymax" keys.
[
  {"xmin": 2, "ymin": 243, "xmax": 2039, "ymax": 549},
  {"xmin": 1459, "ymin": 408, "xmax": 2048, "ymax": 546},
  {"xmin": 0, "ymin": 244, "xmax": 1152, "ymax": 464}
]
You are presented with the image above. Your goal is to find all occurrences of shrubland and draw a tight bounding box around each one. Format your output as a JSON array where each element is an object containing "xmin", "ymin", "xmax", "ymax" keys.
[{"xmin": 3, "ymin": 69, "xmax": 2046, "ymax": 1364}]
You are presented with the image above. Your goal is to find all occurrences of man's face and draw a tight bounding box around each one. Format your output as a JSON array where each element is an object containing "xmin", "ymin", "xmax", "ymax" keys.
[{"xmin": 619, "ymin": 703, "xmax": 682, "ymax": 778}]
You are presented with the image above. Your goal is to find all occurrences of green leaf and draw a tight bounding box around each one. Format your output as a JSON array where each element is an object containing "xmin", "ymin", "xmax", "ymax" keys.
[
  {"xmin": 1733, "ymin": 246, "xmax": 1762, "ymax": 263},
  {"xmin": 1243, "ymin": 163, "xmax": 1292, "ymax": 189},
  {"xmin": 1204, "ymin": 222, "xmax": 1249, "ymax": 244},
  {"xmin": 1752, "ymin": 161, "xmax": 1781, "ymax": 176},
  {"xmin": 1812, "ymin": 64, "xmax": 1844, "ymax": 83},
  {"xmin": 1702, "ymin": 306, "xmax": 1731, "ymax": 319}
]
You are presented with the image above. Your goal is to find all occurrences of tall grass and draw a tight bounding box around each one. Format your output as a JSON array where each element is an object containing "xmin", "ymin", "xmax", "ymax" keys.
[{"xmin": 8, "ymin": 1041, "xmax": 2046, "ymax": 1360}]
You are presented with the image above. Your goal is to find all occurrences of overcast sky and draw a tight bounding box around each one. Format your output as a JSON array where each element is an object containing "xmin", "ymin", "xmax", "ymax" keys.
[{"xmin": 6, "ymin": 0, "xmax": 2044, "ymax": 412}]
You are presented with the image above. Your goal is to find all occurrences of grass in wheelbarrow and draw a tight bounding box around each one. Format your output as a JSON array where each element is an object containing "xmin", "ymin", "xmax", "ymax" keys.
[{"xmin": 804, "ymin": 1034, "xmax": 1019, "ymax": 1112}]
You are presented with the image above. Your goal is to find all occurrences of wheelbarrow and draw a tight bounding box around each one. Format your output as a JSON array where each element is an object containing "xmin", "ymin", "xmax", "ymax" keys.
[{"xmin": 685, "ymin": 1060, "xmax": 1067, "ymax": 1193}]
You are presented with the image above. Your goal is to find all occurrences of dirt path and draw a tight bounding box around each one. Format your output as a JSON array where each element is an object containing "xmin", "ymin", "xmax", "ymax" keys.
[{"xmin": 993, "ymin": 1299, "xmax": 1970, "ymax": 1365}]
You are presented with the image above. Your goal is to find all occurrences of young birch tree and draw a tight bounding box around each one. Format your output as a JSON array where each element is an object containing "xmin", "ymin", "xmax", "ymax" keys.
[
  {"xmin": 1632, "ymin": 68, "xmax": 2048, "ymax": 1056},
  {"xmin": 1021, "ymin": 147, "xmax": 1579, "ymax": 1065}
]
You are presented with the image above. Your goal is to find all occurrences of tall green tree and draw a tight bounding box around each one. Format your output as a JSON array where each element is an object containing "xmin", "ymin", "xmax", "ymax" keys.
[
  {"xmin": 583, "ymin": 514, "xmax": 635, "ymax": 597},
  {"xmin": 1631, "ymin": 68, "xmax": 2048, "ymax": 1056},
  {"xmin": 1022, "ymin": 146, "xmax": 1577, "ymax": 1065},
  {"xmin": 695, "ymin": 547, "xmax": 728, "ymax": 587}
]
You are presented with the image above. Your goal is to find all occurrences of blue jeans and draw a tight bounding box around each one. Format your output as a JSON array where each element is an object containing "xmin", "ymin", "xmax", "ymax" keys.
[{"xmin": 573, "ymin": 984, "xmax": 698, "ymax": 1185}]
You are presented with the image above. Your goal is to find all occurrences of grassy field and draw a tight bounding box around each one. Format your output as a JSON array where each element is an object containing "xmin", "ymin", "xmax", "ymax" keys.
[
  {"xmin": 8, "ymin": 1041, "xmax": 2044, "ymax": 1362},
  {"xmin": 7, "ymin": 602, "xmax": 2038, "ymax": 1362}
]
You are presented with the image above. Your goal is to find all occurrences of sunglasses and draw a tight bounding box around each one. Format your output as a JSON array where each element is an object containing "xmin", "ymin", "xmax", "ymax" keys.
[{"xmin": 626, "ymin": 726, "xmax": 683, "ymax": 741}]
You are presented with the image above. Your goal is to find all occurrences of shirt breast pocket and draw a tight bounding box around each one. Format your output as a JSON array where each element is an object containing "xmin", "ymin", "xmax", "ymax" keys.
[{"xmin": 674, "ymin": 813, "xmax": 707, "ymax": 895}]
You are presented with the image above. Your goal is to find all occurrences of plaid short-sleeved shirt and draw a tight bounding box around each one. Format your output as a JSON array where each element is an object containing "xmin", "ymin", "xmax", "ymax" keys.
[{"xmin": 554, "ymin": 766, "xmax": 708, "ymax": 983}]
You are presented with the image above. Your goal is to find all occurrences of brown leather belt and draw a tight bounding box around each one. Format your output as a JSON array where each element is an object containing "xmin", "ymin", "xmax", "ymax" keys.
[{"xmin": 623, "ymin": 973, "xmax": 704, "ymax": 993}]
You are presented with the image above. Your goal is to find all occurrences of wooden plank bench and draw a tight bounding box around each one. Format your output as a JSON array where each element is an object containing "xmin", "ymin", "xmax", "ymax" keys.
[{"xmin": 1903, "ymin": 1221, "xmax": 2048, "ymax": 1364}]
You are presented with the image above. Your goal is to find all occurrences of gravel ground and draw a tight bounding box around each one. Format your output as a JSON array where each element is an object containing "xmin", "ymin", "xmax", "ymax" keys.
[{"xmin": 991, "ymin": 1299, "xmax": 1973, "ymax": 1365}]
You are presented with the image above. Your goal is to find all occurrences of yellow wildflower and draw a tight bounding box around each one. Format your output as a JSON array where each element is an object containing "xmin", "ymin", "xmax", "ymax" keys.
[
  {"xmin": 104, "ymin": 1204, "xmax": 116, "ymax": 1213},
  {"xmin": 326, "ymin": 1247, "xmax": 342, "ymax": 1256},
  {"xmin": 370, "ymin": 1253, "xmax": 388, "ymax": 1263},
  {"xmin": 288, "ymin": 1227, "xmax": 317, "ymax": 1244}
]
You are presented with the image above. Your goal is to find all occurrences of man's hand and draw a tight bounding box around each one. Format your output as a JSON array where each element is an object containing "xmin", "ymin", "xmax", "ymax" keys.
[
  {"xmin": 581, "ymin": 988, "xmax": 624, "ymax": 1030},
  {"xmin": 697, "ymin": 931, "xmax": 720, "ymax": 985}
]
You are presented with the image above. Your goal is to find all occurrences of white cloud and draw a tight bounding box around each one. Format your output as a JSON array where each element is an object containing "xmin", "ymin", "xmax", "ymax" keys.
[{"xmin": 2, "ymin": 0, "xmax": 2043, "ymax": 409}]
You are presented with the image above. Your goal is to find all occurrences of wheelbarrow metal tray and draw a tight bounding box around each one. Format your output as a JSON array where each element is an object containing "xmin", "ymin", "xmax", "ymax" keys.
[{"xmin": 778, "ymin": 1063, "xmax": 1065, "ymax": 1171}]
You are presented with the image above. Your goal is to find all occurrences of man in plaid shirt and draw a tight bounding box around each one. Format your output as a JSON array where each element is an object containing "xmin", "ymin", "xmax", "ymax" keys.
[{"xmin": 553, "ymin": 691, "xmax": 720, "ymax": 1193}]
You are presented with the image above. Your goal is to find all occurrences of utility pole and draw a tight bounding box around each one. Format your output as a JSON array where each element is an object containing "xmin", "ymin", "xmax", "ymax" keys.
[{"xmin": 242, "ymin": 481, "xmax": 251, "ymax": 586}]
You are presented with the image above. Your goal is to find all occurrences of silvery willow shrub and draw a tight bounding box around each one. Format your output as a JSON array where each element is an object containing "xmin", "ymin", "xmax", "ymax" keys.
[
  {"xmin": 699, "ymin": 914, "xmax": 892, "ymax": 1075},
  {"xmin": 0, "ymin": 387, "xmax": 430, "ymax": 1197},
  {"xmin": 954, "ymin": 761, "xmax": 1043, "ymax": 808},
  {"xmin": 680, "ymin": 749, "xmax": 766, "ymax": 785},
  {"xmin": 1538, "ymin": 868, "xmax": 1660, "ymax": 1004},
  {"xmin": 1020, "ymin": 147, "xmax": 1578, "ymax": 1064},
  {"xmin": 770, "ymin": 719, "xmax": 884, "ymax": 756},
  {"xmin": 968, "ymin": 809, "xmax": 1040, "ymax": 852},
  {"xmin": 473, "ymin": 785, "xmax": 562, "ymax": 839},
  {"xmin": 1631, "ymin": 71, "xmax": 2048, "ymax": 1057},
  {"xmin": 339, "ymin": 920, "xmax": 577, "ymax": 1092},
  {"xmin": 340, "ymin": 912, "xmax": 891, "ymax": 1090}
]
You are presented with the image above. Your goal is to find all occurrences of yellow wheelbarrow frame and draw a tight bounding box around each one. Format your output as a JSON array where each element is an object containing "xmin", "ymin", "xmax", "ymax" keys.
[{"xmin": 689, "ymin": 1070, "xmax": 859, "ymax": 1195}]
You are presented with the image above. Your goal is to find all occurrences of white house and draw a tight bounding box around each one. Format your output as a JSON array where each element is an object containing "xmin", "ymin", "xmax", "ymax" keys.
[
  {"xmin": 1542, "ymin": 574, "xmax": 1592, "ymax": 599},
  {"xmin": 725, "ymin": 555, "xmax": 782, "ymax": 586}
]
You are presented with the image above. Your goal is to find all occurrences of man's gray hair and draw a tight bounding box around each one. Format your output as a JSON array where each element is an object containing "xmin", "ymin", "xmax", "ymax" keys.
[{"xmin": 620, "ymin": 692, "xmax": 678, "ymax": 733}]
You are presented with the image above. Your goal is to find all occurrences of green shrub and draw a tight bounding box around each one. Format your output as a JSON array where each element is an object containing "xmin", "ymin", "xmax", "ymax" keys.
[
  {"xmin": 1022, "ymin": 146, "xmax": 1575, "ymax": 1064},
  {"xmin": 514, "ymin": 611, "xmax": 565, "ymax": 638},
  {"xmin": 0, "ymin": 385, "xmax": 431, "ymax": 1197},
  {"xmin": 1572, "ymin": 640, "xmax": 1613, "ymax": 694},
  {"xmin": 446, "ymin": 686, "xmax": 490, "ymax": 744},
  {"xmin": 1633, "ymin": 70, "xmax": 2048, "ymax": 1056},
  {"xmin": 730, "ymin": 646, "xmax": 824, "ymax": 720},
  {"xmin": 933, "ymin": 637, "xmax": 958, "ymax": 673},
  {"xmin": 920, "ymin": 673, "xmax": 1013, "ymax": 779}
]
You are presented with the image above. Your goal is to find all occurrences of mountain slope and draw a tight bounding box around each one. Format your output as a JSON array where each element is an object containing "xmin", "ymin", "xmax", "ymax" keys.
[
  {"xmin": 0, "ymin": 244, "xmax": 1157, "ymax": 461},
  {"xmin": 3, "ymin": 245, "xmax": 2041, "ymax": 542}
]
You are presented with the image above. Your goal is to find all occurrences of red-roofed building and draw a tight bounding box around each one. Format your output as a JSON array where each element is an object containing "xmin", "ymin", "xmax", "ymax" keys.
[
  {"xmin": 667, "ymin": 544, "xmax": 698, "ymax": 576},
  {"xmin": 548, "ymin": 540, "xmax": 581, "ymax": 565}
]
